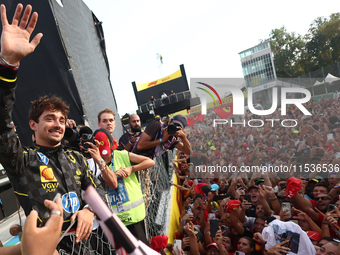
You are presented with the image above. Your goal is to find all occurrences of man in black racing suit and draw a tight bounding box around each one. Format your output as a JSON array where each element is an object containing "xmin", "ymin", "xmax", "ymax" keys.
[{"xmin": 0, "ymin": 4, "xmax": 105, "ymax": 254}]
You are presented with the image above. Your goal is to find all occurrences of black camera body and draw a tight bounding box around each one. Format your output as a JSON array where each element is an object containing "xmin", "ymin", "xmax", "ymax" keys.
[
  {"xmin": 167, "ymin": 124, "xmax": 179, "ymax": 135},
  {"xmin": 81, "ymin": 136, "xmax": 94, "ymax": 149},
  {"xmin": 64, "ymin": 127, "xmax": 79, "ymax": 142}
]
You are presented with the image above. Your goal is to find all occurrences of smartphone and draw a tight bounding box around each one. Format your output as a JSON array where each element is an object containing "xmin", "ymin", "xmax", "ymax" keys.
[
  {"xmin": 327, "ymin": 133, "xmax": 334, "ymax": 140},
  {"xmin": 214, "ymin": 194, "xmax": 230, "ymax": 201},
  {"xmin": 244, "ymin": 194, "xmax": 251, "ymax": 203},
  {"xmin": 208, "ymin": 213, "xmax": 216, "ymax": 220},
  {"xmin": 281, "ymin": 202, "xmax": 291, "ymax": 218},
  {"xmin": 235, "ymin": 252, "xmax": 245, "ymax": 255},
  {"xmin": 328, "ymin": 204, "xmax": 337, "ymax": 212},
  {"xmin": 280, "ymin": 232, "xmax": 292, "ymax": 249},
  {"xmin": 174, "ymin": 239, "xmax": 182, "ymax": 251},
  {"xmin": 210, "ymin": 219, "xmax": 219, "ymax": 237},
  {"xmin": 186, "ymin": 206, "xmax": 192, "ymax": 214},
  {"xmin": 40, "ymin": 193, "xmax": 61, "ymax": 227},
  {"xmin": 221, "ymin": 225, "xmax": 229, "ymax": 234}
]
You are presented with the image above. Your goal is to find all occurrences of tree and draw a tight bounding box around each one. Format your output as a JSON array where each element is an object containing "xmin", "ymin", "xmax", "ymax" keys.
[
  {"xmin": 306, "ymin": 13, "xmax": 340, "ymax": 70},
  {"xmin": 264, "ymin": 26, "xmax": 306, "ymax": 78},
  {"xmin": 262, "ymin": 13, "xmax": 340, "ymax": 78}
]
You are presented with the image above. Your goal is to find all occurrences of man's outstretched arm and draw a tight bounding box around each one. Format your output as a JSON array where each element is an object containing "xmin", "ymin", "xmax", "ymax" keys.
[
  {"xmin": 0, "ymin": 4, "xmax": 42, "ymax": 175},
  {"xmin": 1, "ymin": 4, "xmax": 43, "ymax": 65}
]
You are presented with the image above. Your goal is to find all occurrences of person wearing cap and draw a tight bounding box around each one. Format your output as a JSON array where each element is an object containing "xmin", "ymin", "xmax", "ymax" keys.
[
  {"xmin": 134, "ymin": 114, "xmax": 190, "ymax": 158},
  {"xmin": 118, "ymin": 114, "xmax": 141, "ymax": 152},
  {"xmin": 85, "ymin": 128, "xmax": 155, "ymax": 244},
  {"xmin": 245, "ymin": 185, "xmax": 260, "ymax": 217},
  {"xmin": 206, "ymin": 242, "xmax": 221, "ymax": 254},
  {"xmin": 306, "ymin": 230, "xmax": 321, "ymax": 245}
]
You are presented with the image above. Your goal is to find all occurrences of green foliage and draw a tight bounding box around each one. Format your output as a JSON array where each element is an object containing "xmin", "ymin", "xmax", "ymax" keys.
[{"xmin": 263, "ymin": 12, "xmax": 340, "ymax": 78}]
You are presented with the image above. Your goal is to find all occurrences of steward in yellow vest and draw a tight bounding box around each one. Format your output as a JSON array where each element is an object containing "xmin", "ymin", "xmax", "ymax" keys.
[{"xmin": 84, "ymin": 128, "xmax": 155, "ymax": 245}]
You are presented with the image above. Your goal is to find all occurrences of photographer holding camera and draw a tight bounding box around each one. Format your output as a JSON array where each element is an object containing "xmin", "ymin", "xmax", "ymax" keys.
[
  {"xmin": 118, "ymin": 114, "xmax": 141, "ymax": 152},
  {"xmin": 133, "ymin": 114, "xmax": 191, "ymax": 158}
]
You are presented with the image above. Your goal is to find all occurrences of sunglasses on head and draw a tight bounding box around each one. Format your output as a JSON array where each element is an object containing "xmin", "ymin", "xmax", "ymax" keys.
[{"xmin": 316, "ymin": 196, "xmax": 330, "ymax": 201}]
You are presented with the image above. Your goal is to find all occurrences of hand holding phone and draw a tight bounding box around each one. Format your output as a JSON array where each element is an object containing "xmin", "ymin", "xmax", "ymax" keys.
[
  {"xmin": 174, "ymin": 239, "xmax": 182, "ymax": 251},
  {"xmin": 281, "ymin": 203, "xmax": 291, "ymax": 218},
  {"xmin": 208, "ymin": 213, "xmax": 216, "ymax": 220},
  {"xmin": 210, "ymin": 219, "xmax": 219, "ymax": 237}
]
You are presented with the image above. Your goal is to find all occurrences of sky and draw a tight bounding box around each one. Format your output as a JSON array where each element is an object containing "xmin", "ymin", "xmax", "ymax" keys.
[{"xmin": 81, "ymin": 0, "xmax": 339, "ymax": 117}]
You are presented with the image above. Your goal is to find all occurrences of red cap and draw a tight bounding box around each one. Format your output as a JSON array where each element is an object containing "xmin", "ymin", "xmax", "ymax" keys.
[
  {"xmin": 95, "ymin": 131, "xmax": 113, "ymax": 156},
  {"xmin": 150, "ymin": 235, "xmax": 168, "ymax": 252},
  {"xmin": 188, "ymin": 180, "xmax": 194, "ymax": 187},
  {"xmin": 206, "ymin": 242, "xmax": 220, "ymax": 251},
  {"xmin": 194, "ymin": 183, "xmax": 207, "ymax": 196},
  {"xmin": 225, "ymin": 200, "xmax": 241, "ymax": 213},
  {"xmin": 243, "ymin": 143, "xmax": 249, "ymax": 148},
  {"xmin": 307, "ymin": 231, "xmax": 321, "ymax": 241}
]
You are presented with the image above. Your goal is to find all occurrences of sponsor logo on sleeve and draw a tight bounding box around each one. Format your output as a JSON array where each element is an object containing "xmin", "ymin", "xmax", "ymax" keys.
[{"xmin": 37, "ymin": 152, "xmax": 49, "ymax": 165}]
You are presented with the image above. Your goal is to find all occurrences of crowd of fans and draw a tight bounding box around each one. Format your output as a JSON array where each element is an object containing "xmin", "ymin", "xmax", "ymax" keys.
[{"xmin": 168, "ymin": 96, "xmax": 340, "ymax": 254}]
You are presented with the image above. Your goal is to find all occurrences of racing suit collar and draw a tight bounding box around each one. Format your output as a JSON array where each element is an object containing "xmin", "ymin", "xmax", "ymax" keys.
[{"xmin": 34, "ymin": 143, "xmax": 63, "ymax": 153}]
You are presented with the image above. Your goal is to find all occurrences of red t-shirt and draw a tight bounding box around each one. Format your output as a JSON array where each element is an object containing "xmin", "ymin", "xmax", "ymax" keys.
[{"xmin": 311, "ymin": 200, "xmax": 317, "ymax": 209}]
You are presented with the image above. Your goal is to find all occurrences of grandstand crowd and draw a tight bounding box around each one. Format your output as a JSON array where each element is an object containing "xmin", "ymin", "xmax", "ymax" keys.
[{"xmin": 169, "ymin": 95, "xmax": 340, "ymax": 254}]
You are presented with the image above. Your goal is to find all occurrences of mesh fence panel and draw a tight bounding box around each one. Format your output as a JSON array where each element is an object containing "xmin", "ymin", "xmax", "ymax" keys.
[
  {"xmin": 141, "ymin": 150, "xmax": 175, "ymax": 240},
  {"xmin": 58, "ymin": 150, "xmax": 175, "ymax": 254}
]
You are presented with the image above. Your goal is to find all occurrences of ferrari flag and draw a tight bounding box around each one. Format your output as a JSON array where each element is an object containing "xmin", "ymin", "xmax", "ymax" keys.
[{"xmin": 212, "ymin": 104, "xmax": 233, "ymax": 119}]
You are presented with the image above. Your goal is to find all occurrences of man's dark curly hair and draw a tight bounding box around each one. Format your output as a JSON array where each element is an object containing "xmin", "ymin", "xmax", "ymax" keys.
[{"xmin": 29, "ymin": 95, "xmax": 69, "ymax": 123}]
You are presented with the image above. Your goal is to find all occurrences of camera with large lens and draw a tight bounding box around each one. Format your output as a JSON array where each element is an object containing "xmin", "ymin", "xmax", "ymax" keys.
[
  {"xmin": 64, "ymin": 127, "xmax": 79, "ymax": 142},
  {"xmin": 167, "ymin": 124, "xmax": 180, "ymax": 135}
]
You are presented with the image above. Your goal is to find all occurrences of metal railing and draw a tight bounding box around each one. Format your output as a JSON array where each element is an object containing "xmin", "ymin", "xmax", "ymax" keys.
[{"xmin": 138, "ymin": 90, "xmax": 192, "ymax": 113}]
